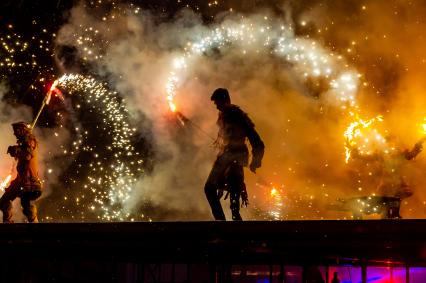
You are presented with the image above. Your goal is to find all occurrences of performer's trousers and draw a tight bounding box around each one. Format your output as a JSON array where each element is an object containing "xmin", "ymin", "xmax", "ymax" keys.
[
  {"xmin": 0, "ymin": 179, "xmax": 41, "ymax": 223},
  {"xmin": 204, "ymin": 153, "xmax": 246, "ymax": 221}
]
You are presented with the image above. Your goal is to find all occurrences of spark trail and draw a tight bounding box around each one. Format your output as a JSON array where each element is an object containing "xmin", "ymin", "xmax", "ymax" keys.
[
  {"xmin": 166, "ymin": 16, "xmax": 361, "ymax": 113},
  {"xmin": 55, "ymin": 74, "xmax": 142, "ymax": 221}
]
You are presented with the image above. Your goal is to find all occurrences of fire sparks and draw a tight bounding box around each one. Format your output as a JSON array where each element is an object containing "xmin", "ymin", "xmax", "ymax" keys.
[
  {"xmin": 53, "ymin": 74, "xmax": 142, "ymax": 221},
  {"xmin": 344, "ymin": 115, "xmax": 386, "ymax": 163},
  {"xmin": 165, "ymin": 17, "xmax": 360, "ymax": 113},
  {"xmin": 268, "ymin": 187, "xmax": 284, "ymax": 220},
  {"xmin": 0, "ymin": 23, "xmax": 55, "ymax": 87},
  {"xmin": 166, "ymin": 72, "xmax": 179, "ymax": 112}
]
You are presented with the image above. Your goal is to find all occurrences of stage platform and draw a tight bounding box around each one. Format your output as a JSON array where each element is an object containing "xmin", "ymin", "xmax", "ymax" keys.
[{"xmin": 0, "ymin": 220, "xmax": 425, "ymax": 282}]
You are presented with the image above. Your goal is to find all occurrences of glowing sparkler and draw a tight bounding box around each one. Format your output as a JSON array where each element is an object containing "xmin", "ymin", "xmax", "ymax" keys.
[
  {"xmin": 344, "ymin": 115, "xmax": 386, "ymax": 163},
  {"xmin": 30, "ymin": 79, "xmax": 60, "ymax": 129}
]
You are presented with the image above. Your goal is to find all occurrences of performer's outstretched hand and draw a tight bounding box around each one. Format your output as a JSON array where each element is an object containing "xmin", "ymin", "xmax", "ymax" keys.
[{"xmin": 249, "ymin": 160, "xmax": 261, "ymax": 173}]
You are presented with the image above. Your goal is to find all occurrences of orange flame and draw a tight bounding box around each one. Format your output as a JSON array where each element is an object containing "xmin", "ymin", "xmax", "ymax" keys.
[
  {"xmin": 0, "ymin": 175, "xmax": 12, "ymax": 191},
  {"xmin": 167, "ymin": 94, "xmax": 177, "ymax": 112},
  {"xmin": 168, "ymin": 101, "xmax": 177, "ymax": 112},
  {"xmin": 344, "ymin": 115, "xmax": 384, "ymax": 163}
]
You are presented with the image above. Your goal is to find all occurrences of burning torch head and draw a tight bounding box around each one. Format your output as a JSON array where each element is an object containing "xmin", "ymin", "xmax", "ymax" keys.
[
  {"xmin": 211, "ymin": 88, "xmax": 231, "ymax": 111},
  {"xmin": 12, "ymin": 121, "xmax": 31, "ymax": 137}
]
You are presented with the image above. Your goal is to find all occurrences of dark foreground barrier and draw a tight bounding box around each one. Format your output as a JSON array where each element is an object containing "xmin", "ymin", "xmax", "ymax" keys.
[{"xmin": 0, "ymin": 220, "xmax": 425, "ymax": 282}]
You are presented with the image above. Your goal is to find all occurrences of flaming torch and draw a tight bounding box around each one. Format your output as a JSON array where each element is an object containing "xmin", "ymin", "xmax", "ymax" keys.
[
  {"xmin": 30, "ymin": 79, "xmax": 62, "ymax": 129},
  {"xmin": 1, "ymin": 80, "xmax": 63, "ymax": 193}
]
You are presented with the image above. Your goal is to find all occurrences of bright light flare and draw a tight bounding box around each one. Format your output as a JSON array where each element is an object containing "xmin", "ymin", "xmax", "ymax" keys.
[
  {"xmin": 344, "ymin": 115, "xmax": 386, "ymax": 163},
  {"xmin": 166, "ymin": 72, "xmax": 179, "ymax": 112},
  {"xmin": 46, "ymin": 79, "xmax": 60, "ymax": 105},
  {"xmin": 49, "ymin": 79, "xmax": 59, "ymax": 92},
  {"xmin": 0, "ymin": 175, "xmax": 12, "ymax": 191},
  {"xmin": 268, "ymin": 186, "xmax": 284, "ymax": 220},
  {"xmin": 422, "ymin": 120, "xmax": 426, "ymax": 135},
  {"xmin": 167, "ymin": 96, "xmax": 177, "ymax": 112}
]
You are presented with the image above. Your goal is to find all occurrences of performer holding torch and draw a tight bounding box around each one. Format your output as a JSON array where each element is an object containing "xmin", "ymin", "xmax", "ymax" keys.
[{"xmin": 0, "ymin": 80, "xmax": 59, "ymax": 223}]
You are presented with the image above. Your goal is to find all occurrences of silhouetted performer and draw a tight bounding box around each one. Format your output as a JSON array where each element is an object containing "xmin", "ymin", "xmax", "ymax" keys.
[
  {"xmin": 205, "ymin": 88, "xmax": 264, "ymax": 220},
  {"xmin": 0, "ymin": 122, "xmax": 42, "ymax": 223}
]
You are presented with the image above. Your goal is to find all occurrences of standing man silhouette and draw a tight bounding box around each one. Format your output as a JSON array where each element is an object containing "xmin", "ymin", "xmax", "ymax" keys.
[{"xmin": 204, "ymin": 88, "xmax": 264, "ymax": 220}]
